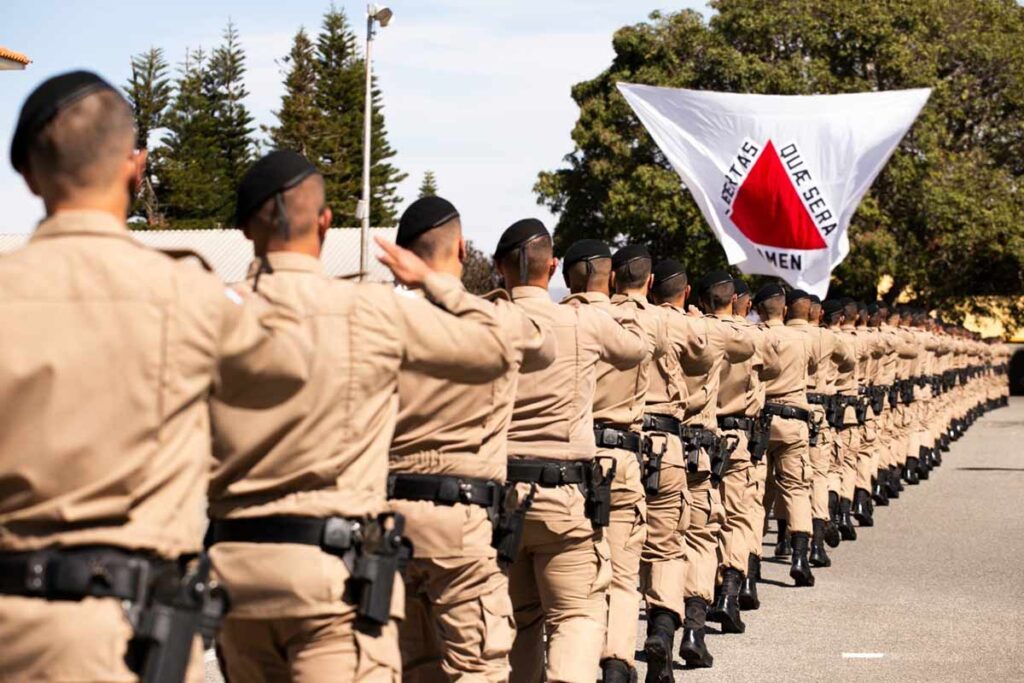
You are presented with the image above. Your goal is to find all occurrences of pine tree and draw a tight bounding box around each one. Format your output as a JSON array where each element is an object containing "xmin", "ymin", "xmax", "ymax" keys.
[
  {"xmin": 418, "ymin": 170, "xmax": 438, "ymax": 198},
  {"xmin": 268, "ymin": 28, "xmax": 319, "ymax": 156},
  {"xmin": 124, "ymin": 48, "xmax": 171, "ymax": 226}
]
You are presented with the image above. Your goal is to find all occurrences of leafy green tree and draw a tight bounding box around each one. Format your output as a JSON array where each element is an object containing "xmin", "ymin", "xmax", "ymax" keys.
[
  {"xmin": 418, "ymin": 170, "xmax": 439, "ymax": 198},
  {"xmin": 268, "ymin": 28, "xmax": 319, "ymax": 156},
  {"xmin": 537, "ymin": 0, "xmax": 1024, "ymax": 329},
  {"xmin": 124, "ymin": 47, "xmax": 171, "ymax": 226},
  {"xmin": 462, "ymin": 241, "xmax": 498, "ymax": 295}
]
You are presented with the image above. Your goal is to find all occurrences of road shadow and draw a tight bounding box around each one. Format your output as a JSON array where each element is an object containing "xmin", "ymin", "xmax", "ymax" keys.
[{"xmin": 956, "ymin": 467, "xmax": 1024, "ymax": 472}]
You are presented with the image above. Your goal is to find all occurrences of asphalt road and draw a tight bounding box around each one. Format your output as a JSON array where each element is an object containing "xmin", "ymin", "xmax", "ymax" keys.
[
  {"xmin": 633, "ymin": 398, "xmax": 1024, "ymax": 683},
  {"xmin": 207, "ymin": 398, "xmax": 1024, "ymax": 682}
]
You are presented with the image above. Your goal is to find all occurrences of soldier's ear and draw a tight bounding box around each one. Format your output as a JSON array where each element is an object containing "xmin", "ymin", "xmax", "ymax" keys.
[
  {"xmin": 609, "ymin": 270, "xmax": 617, "ymax": 290},
  {"xmin": 20, "ymin": 166, "xmax": 42, "ymax": 198},
  {"xmin": 684, "ymin": 284, "xmax": 691, "ymax": 302},
  {"xmin": 547, "ymin": 257, "xmax": 558, "ymax": 279},
  {"xmin": 458, "ymin": 237, "xmax": 467, "ymax": 264}
]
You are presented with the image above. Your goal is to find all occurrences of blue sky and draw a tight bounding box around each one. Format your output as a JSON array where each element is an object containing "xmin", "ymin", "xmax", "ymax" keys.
[{"xmin": 1, "ymin": 0, "xmax": 708, "ymax": 251}]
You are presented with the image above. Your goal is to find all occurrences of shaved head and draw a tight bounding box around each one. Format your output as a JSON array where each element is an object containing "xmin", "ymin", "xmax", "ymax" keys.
[
  {"xmin": 26, "ymin": 89, "xmax": 135, "ymax": 196},
  {"xmin": 407, "ymin": 218, "xmax": 463, "ymax": 262},
  {"xmin": 565, "ymin": 257, "xmax": 611, "ymax": 293},
  {"xmin": 787, "ymin": 298, "xmax": 811, "ymax": 321},
  {"xmin": 497, "ymin": 234, "xmax": 554, "ymax": 284}
]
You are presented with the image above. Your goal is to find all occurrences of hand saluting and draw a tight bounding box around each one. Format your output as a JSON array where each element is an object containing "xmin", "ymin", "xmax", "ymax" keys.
[{"xmin": 375, "ymin": 236, "xmax": 434, "ymax": 288}]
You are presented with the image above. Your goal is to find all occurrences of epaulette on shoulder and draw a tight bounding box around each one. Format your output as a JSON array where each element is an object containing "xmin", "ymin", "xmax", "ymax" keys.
[
  {"xmin": 335, "ymin": 270, "xmax": 367, "ymax": 281},
  {"xmin": 561, "ymin": 292, "xmax": 589, "ymax": 305},
  {"xmin": 157, "ymin": 248, "xmax": 213, "ymax": 273},
  {"xmin": 482, "ymin": 288, "xmax": 511, "ymax": 302}
]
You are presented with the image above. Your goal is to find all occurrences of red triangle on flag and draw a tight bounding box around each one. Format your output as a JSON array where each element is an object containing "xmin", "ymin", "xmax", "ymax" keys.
[{"xmin": 729, "ymin": 140, "xmax": 827, "ymax": 250}]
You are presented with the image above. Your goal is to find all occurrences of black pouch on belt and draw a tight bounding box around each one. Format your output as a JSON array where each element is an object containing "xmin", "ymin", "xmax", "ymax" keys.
[
  {"xmin": 349, "ymin": 513, "xmax": 405, "ymax": 627},
  {"xmin": 642, "ymin": 436, "xmax": 664, "ymax": 495},
  {"xmin": 129, "ymin": 553, "xmax": 229, "ymax": 683},
  {"xmin": 491, "ymin": 483, "xmax": 537, "ymax": 566},
  {"xmin": 750, "ymin": 412, "xmax": 772, "ymax": 462},
  {"xmin": 584, "ymin": 456, "xmax": 616, "ymax": 528}
]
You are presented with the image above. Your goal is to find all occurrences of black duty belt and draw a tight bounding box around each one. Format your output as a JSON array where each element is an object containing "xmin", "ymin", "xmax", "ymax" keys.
[
  {"xmin": 594, "ymin": 424, "xmax": 643, "ymax": 453},
  {"xmin": 0, "ymin": 547, "xmax": 177, "ymax": 602},
  {"xmin": 388, "ymin": 473, "xmax": 500, "ymax": 508},
  {"xmin": 763, "ymin": 402, "xmax": 812, "ymax": 422},
  {"xmin": 807, "ymin": 393, "xmax": 833, "ymax": 406},
  {"xmin": 507, "ymin": 459, "xmax": 589, "ymax": 487},
  {"xmin": 207, "ymin": 515, "xmax": 367, "ymax": 553},
  {"xmin": 642, "ymin": 413, "xmax": 681, "ymax": 434},
  {"xmin": 679, "ymin": 426, "xmax": 720, "ymax": 448},
  {"xmin": 717, "ymin": 414, "xmax": 755, "ymax": 434}
]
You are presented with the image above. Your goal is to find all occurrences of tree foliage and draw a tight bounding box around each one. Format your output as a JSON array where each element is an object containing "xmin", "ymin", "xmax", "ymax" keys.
[
  {"xmin": 536, "ymin": 0, "xmax": 1024, "ymax": 329},
  {"xmin": 124, "ymin": 48, "xmax": 171, "ymax": 225},
  {"xmin": 418, "ymin": 170, "xmax": 439, "ymax": 198},
  {"xmin": 462, "ymin": 241, "xmax": 498, "ymax": 295}
]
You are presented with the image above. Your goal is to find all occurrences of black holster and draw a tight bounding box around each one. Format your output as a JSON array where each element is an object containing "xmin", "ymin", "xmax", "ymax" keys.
[
  {"xmin": 887, "ymin": 384, "xmax": 899, "ymax": 409},
  {"xmin": 709, "ymin": 434, "xmax": 739, "ymax": 486},
  {"xmin": 901, "ymin": 379, "xmax": 914, "ymax": 405},
  {"xmin": 491, "ymin": 483, "xmax": 537, "ymax": 566},
  {"xmin": 808, "ymin": 414, "xmax": 822, "ymax": 447},
  {"xmin": 855, "ymin": 398, "xmax": 868, "ymax": 424},
  {"xmin": 129, "ymin": 554, "xmax": 228, "ymax": 683},
  {"xmin": 871, "ymin": 386, "xmax": 887, "ymax": 414},
  {"xmin": 643, "ymin": 436, "xmax": 665, "ymax": 495},
  {"xmin": 584, "ymin": 456, "xmax": 616, "ymax": 528},
  {"xmin": 349, "ymin": 513, "xmax": 405, "ymax": 627},
  {"xmin": 826, "ymin": 396, "xmax": 845, "ymax": 429},
  {"xmin": 750, "ymin": 412, "xmax": 773, "ymax": 463}
]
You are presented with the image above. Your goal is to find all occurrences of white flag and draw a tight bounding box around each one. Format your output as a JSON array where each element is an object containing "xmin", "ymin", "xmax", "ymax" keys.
[{"xmin": 617, "ymin": 83, "xmax": 930, "ymax": 297}]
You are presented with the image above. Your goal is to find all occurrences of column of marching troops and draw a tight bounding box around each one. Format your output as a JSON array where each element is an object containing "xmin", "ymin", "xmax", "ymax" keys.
[{"xmin": 0, "ymin": 71, "xmax": 1014, "ymax": 683}]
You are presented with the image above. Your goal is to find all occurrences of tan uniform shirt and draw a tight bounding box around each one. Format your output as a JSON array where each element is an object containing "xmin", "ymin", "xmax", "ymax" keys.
[
  {"xmin": 719, "ymin": 317, "xmax": 782, "ymax": 418},
  {"xmin": 645, "ymin": 306, "xmax": 709, "ymax": 419},
  {"xmin": 682, "ymin": 313, "xmax": 757, "ymax": 428},
  {"xmin": 762, "ymin": 319, "xmax": 812, "ymax": 408},
  {"xmin": 0, "ymin": 211, "xmax": 310, "ymax": 558},
  {"xmin": 813, "ymin": 326, "xmax": 855, "ymax": 394}
]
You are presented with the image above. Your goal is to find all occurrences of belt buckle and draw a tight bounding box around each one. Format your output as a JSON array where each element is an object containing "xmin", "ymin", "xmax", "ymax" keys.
[
  {"xmin": 323, "ymin": 517, "xmax": 357, "ymax": 551},
  {"xmin": 24, "ymin": 551, "xmax": 48, "ymax": 596},
  {"xmin": 598, "ymin": 428, "xmax": 619, "ymax": 448},
  {"xmin": 540, "ymin": 465, "xmax": 562, "ymax": 486}
]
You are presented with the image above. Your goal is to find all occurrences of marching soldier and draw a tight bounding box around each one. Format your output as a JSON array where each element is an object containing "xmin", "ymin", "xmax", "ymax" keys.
[
  {"xmin": 499, "ymin": 220, "xmax": 647, "ymax": 682},
  {"xmin": 387, "ymin": 196, "xmax": 555, "ymax": 682},
  {"xmin": 639, "ymin": 261, "xmax": 710, "ymax": 682},
  {"xmin": 826, "ymin": 299, "xmax": 864, "ymax": 541},
  {"xmin": 207, "ymin": 164, "xmax": 515, "ymax": 681},
  {"xmin": 0, "ymin": 72, "xmax": 310, "ymax": 681}
]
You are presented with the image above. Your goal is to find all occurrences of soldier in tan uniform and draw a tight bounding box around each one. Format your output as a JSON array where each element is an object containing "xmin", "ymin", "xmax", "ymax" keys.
[
  {"xmin": 0, "ymin": 72, "xmax": 311, "ymax": 681},
  {"xmin": 755, "ymin": 286, "xmax": 817, "ymax": 587},
  {"xmin": 825, "ymin": 299, "xmax": 863, "ymax": 541},
  {"xmin": 498, "ymin": 220, "xmax": 647, "ymax": 683},
  {"xmin": 207, "ymin": 165, "xmax": 516, "ymax": 682},
  {"xmin": 639, "ymin": 260, "xmax": 710, "ymax": 682},
  {"xmin": 563, "ymin": 242, "xmax": 665, "ymax": 682},
  {"xmin": 850, "ymin": 302, "xmax": 885, "ymax": 526},
  {"xmin": 387, "ymin": 197, "xmax": 555, "ymax": 682}
]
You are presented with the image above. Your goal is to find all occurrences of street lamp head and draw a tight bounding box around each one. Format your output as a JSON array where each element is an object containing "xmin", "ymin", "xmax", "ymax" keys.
[{"xmin": 369, "ymin": 5, "xmax": 393, "ymax": 27}]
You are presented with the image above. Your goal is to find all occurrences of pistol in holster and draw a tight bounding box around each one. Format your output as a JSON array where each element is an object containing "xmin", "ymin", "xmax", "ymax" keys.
[
  {"xmin": 128, "ymin": 553, "xmax": 229, "ymax": 683},
  {"xmin": 854, "ymin": 396, "xmax": 868, "ymax": 424},
  {"xmin": 750, "ymin": 412, "xmax": 772, "ymax": 463},
  {"xmin": 901, "ymin": 379, "xmax": 914, "ymax": 405},
  {"xmin": 709, "ymin": 434, "xmax": 739, "ymax": 486},
  {"xmin": 642, "ymin": 436, "xmax": 665, "ymax": 495},
  {"xmin": 491, "ymin": 483, "xmax": 537, "ymax": 566},
  {"xmin": 584, "ymin": 456, "xmax": 616, "ymax": 528},
  {"xmin": 679, "ymin": 428, "xmax": 701, "ymax": 473},
  {"xmin": 870, "ymin": 386, "xmax": 887, "ymax": 415},
  {"xmin": 808, "ymin": 413, "xmax": 822, "ymax": 447},
  {"xmin": 826, "ymin": 396, "xmax": 845, "ymax": 429},
  {"xmin": 348, "ymin": 513, "xmax": 406, "ymax": 627}
]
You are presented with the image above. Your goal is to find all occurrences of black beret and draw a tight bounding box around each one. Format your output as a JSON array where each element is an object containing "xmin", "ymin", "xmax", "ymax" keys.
[
  {"xmin": 786, "ymin": 288, "xmax": 811, "ymax": 305},
  {"xmin": 822, "ymin": 299, "xmax": 844, "ymax": 316},
  {"xmin": 752, "ymin": 283, "xmax": 785, "ymax": 307},
  {"xmin": 235, "ymin": 150, "xmax": 319, "ymax": 227},
  {"xmin": 876, "ymin": 300, "xmax": 891, "ymax": 312},
  {"xmin": 495, "ymin": 218, "xmax": 549, "ymax": 258},
  {"xmin": 652, "ymin": 259, "xmax": 686, "ymax": 286},
  {"xmin": 11, "ymin": 70, "xmax": 118, "ymax": 171},
  {"xmin": 397, "ymin": 196, "xmax": 460, "ymax": 247},
  {"xmin": 611, "ymin": 244, "xmax": 650, "ymax": 269},
  {"xmin": 857, "ymin": 301, "xmax": 868, "ymax": 312},
  {"xmin": 808, "ymin": 294, "xmax": 821, "ymax": 305},
  {"xmin": 866, "ymin": 302, "xmax": 879, "ymax": 315},
  {"xmin": 839, "ymin": 296, "xmax": 855, "ymax": 307},
  {"xmin": 732, "ymin": 278, "xmax": 750, "ymax": 296},
  {"xmin": 696, "ymin": 269, "xmax": 733, "ymax": 294},
  {"xmin": 562, "ymin": 239, "xmax": 610, "ymax": 269}
]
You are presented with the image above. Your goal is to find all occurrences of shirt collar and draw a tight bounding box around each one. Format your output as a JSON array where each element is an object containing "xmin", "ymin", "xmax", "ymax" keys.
[
  {"xmin": 786, "ymin": 318, "xmax": 809, "ymax": 327},
  {"xmin": 31, "ymin": 210, "xmax": 132, "ymax": 242},
  {"xmin": 246, "ymin": 251, "xmax": 324, "ymax": 278},
  {"xmin": 765, "ymin": 319, "xmax": 784, "ymax": 327},
  {"xmin": 580, "ymin": 291, "xmax": 610, "ymax": 303}
]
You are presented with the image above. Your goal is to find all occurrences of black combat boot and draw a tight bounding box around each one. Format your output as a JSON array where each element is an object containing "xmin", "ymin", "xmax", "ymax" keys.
[
  {"xmin": 933, "ymin": 440, "xmax": 944, "ymax": 464},
  {"xmin": 601, "ymin": 657, "xmax": 636, "ymax": 683},
  {"xmin": 679, "ymin": 597, "xmax": 714, "ymax": 668},
  {"xmin": 789, "ymin": 532, "xmax": 815, "ymax": 586},
  {"xmin": 904, "ymin": 457, "xmax": 920, "ymax": 485},
  {"xmin": 809, "ymin": 519, "xmax": 831, "ymax": 568},
  {"xmin": 738, "ymin": 554, "xmax": 761, "ymax": 610},
  {"xmin": 774, "ymin": 518, "xmax": 792, "ymax": 557},
  {"xmin": 1000, "ymin": 396, "xmax": 1009, "ymax": 408},
  {"xmin": 708, "ymin": 568, "xmax": 745, "ymax": 634},
  {"xmin": 917, "ymin": 446, "xmax": 932, "ymax": 479},
  {"xmin": 887, "ymin": 465, "xmax": 903, "ymax": 497},
  {"xmin": 853, "ymin": 488, "xmax": 874, "ymax": 527},
  {"xmin": 939, "ymin": 432, "xmax": 950, "ymax": 452},
  {"xmin": 838, "ymin": 498, "xmax": 858, "ymax": 540},
  {"xmin": 872, "ymin": 470, "xmax": 889, "ymax": 506},
  {"xmin": 643, "ymin": 608, "xmax": 678, "ymax": 683},
  {"xmin": 825, "ymin": 492, "xmax": 842, "ymax": 548}
]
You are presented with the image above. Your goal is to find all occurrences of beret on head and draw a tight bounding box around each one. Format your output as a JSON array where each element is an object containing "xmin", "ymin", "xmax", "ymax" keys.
[
  {"xmin": 786, "ymin": 288, "xmax": 811, "ymax": 306},
  {"xmin": 562, "ymin": 239, "xmax": 610, "ymax": 270},
  {"xmin": 697, "ymin": 269, "xmax": 733, "ymax": 294},
  {"xmin": 495, "ymin": 218, "xmax": 549, "ymax": 258},
  {"xmin": 732, "ymin": 278, "xmax": 750, "ymax": 296},
  {"xmin": 866, "ymin": 302, "xmax": 880, "ymax": 315},
  {"xmin": 839, "ymin": 296, "xmax": 855, "ymax": 307},
  {"xmin": 753, "ymin": 283, "xmax": 785, "ymax": 307},
  {"xmin": 822, "ymin": 299, "xmax": 844, "ymax": 316},
  {"xmin": 235, "ymin": 150, "xmax": 319, "ymax": 227},
  {"xmin": 11, "ymin": 70, "xmax": 118, "ymax": 171},
  {"xmin": 397, "ymin": 196, "xmax": 460, "ymax": 247},
  {"xmin": 652, "ymin": 259, "xmax": 686, "ymax": 286},
  {"xmin": 808, "ymin": 294, "xmax": 821, "ymax": 305},
  {"xmin": 611, "ymin": 244, "xmax": 650, "ymax": 269}
]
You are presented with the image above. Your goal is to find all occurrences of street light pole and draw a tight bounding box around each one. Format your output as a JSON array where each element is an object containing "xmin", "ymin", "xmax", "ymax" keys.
[{"xmin": 358, "ymin": 4, "xmax": 392, "ymax": 282}]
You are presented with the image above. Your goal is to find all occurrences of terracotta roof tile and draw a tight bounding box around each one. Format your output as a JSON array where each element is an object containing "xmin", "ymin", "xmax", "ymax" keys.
[{"xmin": 0, "ymin": 47, "xmax": 30, "ymax": 65}]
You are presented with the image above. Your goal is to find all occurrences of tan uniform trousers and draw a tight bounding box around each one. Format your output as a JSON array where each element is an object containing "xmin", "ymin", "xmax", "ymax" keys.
[
  {"xmin": 765, "ymin": 416, "xmax": 812, "ymax": 535},
  {"xmin": 833, "ymin": 426, "xmax": 862, "ymax": 501},
  {"xmin": 856, "ymin": 417, "xmax": 880, "ymax": 490},
  {"xmin": 0, "ymin": 595, "xmax": 203, "ymax": 683},
  {"xmin": 684, "ymin": 468, "xmax": 725, "ymax": 603},
  {"xmin": 807, "ymin": 405, "xmax": 832, "ymax": 520},
  {"xmin": 600, "ymin": 447, "xmax": 647, "ymax": 665},
  {"xmin": 508, "ymin": 487, "xmax": 611, "ymax": 683},
  {"xmin": 640, "ymin": 432, "xmax": 691, "ymax": 622},
  {"xmin": 716, "ymin": 430, "xmax": 759, "ymax": 573},
  {"xmin": 749, "ymin": 456, "xmax": 770, "ymax": 560},
  {"xmin": 892, "ymin": 403, "xmax": 911, "ymax": 465}
]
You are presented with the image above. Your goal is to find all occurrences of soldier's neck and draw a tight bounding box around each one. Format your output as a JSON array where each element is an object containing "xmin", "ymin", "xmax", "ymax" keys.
[{"xmin": 45, "ymin": 189, "xmax": 129, "ymax": 224}]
